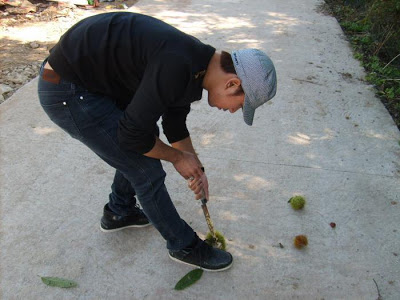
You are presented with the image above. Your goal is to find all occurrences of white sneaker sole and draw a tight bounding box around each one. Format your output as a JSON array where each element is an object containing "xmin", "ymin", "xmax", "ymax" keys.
[
  {"xmin": 168, "ymin": 253, "xmax": 233, "ymax": 272},
  {"xmin": 100, "ymin": 223, "xmax": 152, "ymax": 233}
]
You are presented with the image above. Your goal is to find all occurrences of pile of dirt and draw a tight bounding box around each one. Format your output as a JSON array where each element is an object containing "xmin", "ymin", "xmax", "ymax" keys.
[{"xmin": 0, "ymin": 0, "xmax": 137, "ymax": 103}]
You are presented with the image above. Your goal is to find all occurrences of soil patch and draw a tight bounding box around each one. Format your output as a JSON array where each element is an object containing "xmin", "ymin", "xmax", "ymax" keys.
[{"xmin": 0, "ymin": 0, "xmax": 137, "ymax": 102}]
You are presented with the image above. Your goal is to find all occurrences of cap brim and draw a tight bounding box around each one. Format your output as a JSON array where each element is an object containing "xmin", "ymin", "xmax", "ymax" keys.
[{"xmin": 243, "ymin": 95, "xmax": 255, "ymax": 126}]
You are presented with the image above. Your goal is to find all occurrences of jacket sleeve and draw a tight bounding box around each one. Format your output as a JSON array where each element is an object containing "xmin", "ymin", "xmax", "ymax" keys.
[
  {"xmin": 161, "ymin": 105, "xmax": 191, "ymax": 144},
  {"xmin": 117, "ymin": 55, "xmax": 190, "ymax": 154}
]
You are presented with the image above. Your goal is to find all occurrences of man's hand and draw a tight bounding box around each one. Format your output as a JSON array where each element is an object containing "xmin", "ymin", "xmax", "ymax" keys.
[
  {"xmin": 172, "ymin": 151, "xmax": 203, "ymax": 180},
  {"xmin": 187, "ymin": 171, "xmax": 209, "ymax": 200},
  {"xmin": 144, "ymin": 136, "xmax": 208, "ymax": 200}
]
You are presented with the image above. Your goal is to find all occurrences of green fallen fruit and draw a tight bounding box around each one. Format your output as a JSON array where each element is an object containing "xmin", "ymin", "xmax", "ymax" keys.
[
  {"xmin": 174, "ymin": 269, "xmax": 203, "ymax": 290},
  {"xmin": 288, "ymin": 195, "xmax": 306, "ymax": 210},
  {"xmin": 205, "ymin": 231, "xmax": 226, "ymax": 250}
]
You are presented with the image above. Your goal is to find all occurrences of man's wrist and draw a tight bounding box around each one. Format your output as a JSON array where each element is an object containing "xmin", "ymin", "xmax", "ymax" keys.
[
  {"xmin": 144, "ymin": 137, "xmax": 185, "ymax": 164},
  {"xmin": 171, "ymin": 149, "xmax": 184, "ymax": 164}
]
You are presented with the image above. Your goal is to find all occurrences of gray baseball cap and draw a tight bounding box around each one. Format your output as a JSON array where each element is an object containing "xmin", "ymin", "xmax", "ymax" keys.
[{"xmin": 231, "ymin": 49, "xmax": 277, "ymax": 126}]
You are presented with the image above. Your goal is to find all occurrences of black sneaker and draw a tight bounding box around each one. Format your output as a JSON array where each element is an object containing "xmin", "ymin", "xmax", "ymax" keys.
[
  {"xmin": 100, "ymin": 204, "xmax": 151, "ymax": 232},
  {"xmin": 168, "ymin": 236, "xmax": 233, "ymax": 272}
]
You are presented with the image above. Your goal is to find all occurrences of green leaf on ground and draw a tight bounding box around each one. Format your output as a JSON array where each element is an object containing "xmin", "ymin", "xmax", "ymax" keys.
[
  {"xmin": 174, "ymin": 269, "xmax": 203, "ymax": 290},
  {"xmin": 41, "ymin": 276, "xmax": 78, "ymax": 288}
]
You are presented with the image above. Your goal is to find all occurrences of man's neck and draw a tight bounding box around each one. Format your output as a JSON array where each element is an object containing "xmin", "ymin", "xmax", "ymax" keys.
[{"xmin": 202, "ymin": 52, "xmax": 221, "ymax": 91}]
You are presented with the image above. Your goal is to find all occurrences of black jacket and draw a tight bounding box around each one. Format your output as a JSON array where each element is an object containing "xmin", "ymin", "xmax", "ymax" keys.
[{"xmin": 48, "ymin": 12, "xmax": 215, "ymax": 154}]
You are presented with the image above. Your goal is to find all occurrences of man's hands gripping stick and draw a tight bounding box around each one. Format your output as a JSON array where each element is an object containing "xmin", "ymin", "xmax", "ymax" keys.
[{"xmin": 187, "ymin": 169, "xmax": 209, "ymax": 200}]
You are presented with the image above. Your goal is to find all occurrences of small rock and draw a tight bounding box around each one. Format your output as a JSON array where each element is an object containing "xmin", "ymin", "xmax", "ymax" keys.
[
  {"xmin": 24, "ymin": 68, "xmax": 36, "ymax": 76},
  {"xmin": 6, "ymin": 0, "xmax": 36, "ymax": 14},
  {"xmin": 29, "ymin": 42, "xmax": 40, "ymax": 49},
  {"xmin": 5, "ymin": 72, "xmax": 28, "ymax": 84},
  {"xmin": 66, "ymin": 0, "xmax": 88, "ymax": 5},
  {"xmin": 0, "ymin": 84, "xmax": 13, "ymax": 95}
]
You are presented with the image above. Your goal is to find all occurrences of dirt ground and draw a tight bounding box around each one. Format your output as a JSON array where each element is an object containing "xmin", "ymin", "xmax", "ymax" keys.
[{"xmin": 0, "ymin": 0, "xmax": 137, "ymax": 102}]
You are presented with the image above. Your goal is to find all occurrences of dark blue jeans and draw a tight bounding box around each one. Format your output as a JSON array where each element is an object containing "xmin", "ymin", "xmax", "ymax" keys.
[{"xmin": 37, "ymin": 61, "xmax": 195, "ymax": 250}]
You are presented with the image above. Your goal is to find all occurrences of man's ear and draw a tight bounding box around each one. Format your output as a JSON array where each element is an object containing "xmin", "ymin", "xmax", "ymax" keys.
[{"xmin": 225, "ymin": 77, "xmax": 241, "ymax": 89}]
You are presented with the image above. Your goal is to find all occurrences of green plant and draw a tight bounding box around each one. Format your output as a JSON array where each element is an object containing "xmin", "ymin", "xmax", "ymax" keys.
[
  {"xmin": 352, "ymin": 35, "xmax": 373, "ymax": 46},
  {"xmin": 341, "ymin": 21, "xmax": 370, "ymax": 32},
  {"xmin": 384, "ymin": 87, "xmax": 396, "ymax": 100},
  {"xmin": 354, "ymin": 52, "xmax": 364, "ymax": 60}
]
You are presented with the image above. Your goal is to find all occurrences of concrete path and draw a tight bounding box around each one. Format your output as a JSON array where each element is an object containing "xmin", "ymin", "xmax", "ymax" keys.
[{"xmin": 1, "ymin": 0, "xmax": 400, "ymax": 299}]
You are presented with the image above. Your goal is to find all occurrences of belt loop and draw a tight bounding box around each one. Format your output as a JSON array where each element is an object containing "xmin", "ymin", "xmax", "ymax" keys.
[{"xmin": 71, "ymin": 82, "xmax": 76, "ymax": 94}]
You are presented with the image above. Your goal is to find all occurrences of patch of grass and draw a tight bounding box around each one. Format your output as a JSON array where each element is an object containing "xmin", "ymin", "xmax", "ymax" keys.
[
  {"xmin": 341, "ymin": 21, "xmax": 370, "ymax": 32},
  {"xmin": 325, "ymin": 0, "xmax": 400, "ymax": 129},
  {"xmin": 351, "ymin": 34, "xmax": 373, "ymax": 46}
]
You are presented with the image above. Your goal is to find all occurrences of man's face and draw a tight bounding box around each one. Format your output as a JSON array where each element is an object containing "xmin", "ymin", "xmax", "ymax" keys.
[{"xmin": 207, "ymin": 81, "xmax": 245, "ymax": 114}]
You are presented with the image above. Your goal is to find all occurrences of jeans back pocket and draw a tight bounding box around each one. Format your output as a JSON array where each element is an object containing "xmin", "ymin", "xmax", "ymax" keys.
[{"xmin": 40, "ymin": 100, "xmax": 82, "ymax": 140}]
